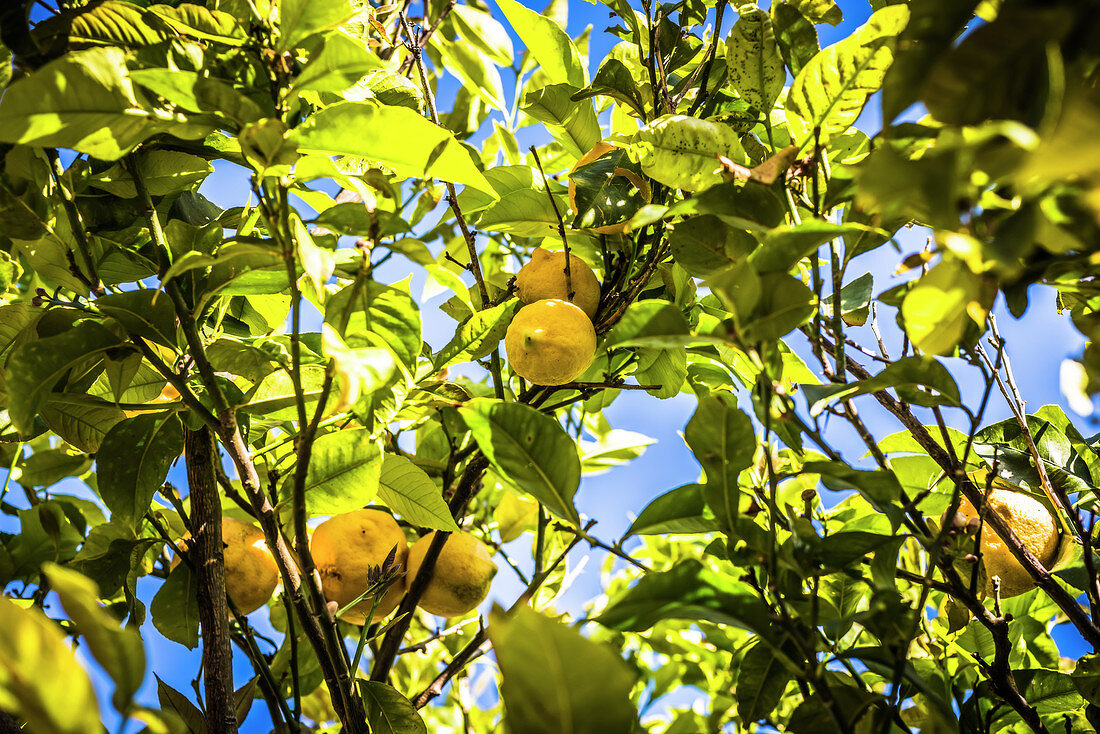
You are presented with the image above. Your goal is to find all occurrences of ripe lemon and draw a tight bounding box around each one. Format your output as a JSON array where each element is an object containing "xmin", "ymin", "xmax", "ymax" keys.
[
  {"xmin": 504, "ymin": 299, "xmax": 597, "ymax": 386},
  {"xmin": 407, "ymin": 531, "xmax": 497, "ymax": 617},
  {"xmin": 310, "ymin": 509, "xmax": 408, "ymax": 625},
  {"xmin": 515, "ymin": 247, "xmax": 601, "ymax": 319},
  {"xmin": 959, "ymin": 488, "xmax": 1059, "ymax": 597},
  {"xmin": 221, "ymin": 518, "xmax": 280, "ymax": 615}
]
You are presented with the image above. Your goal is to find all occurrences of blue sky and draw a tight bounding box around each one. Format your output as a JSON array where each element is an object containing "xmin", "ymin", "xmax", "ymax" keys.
[{"xmin": 5, "ymin": 1, "xmax": 1098, "ymax": 730}]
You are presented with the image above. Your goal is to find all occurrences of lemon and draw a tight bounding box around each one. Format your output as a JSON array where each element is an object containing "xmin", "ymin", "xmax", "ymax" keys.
[
  {"xmin": 407, "ymin": 531, "xmax": 497, "ymax": 617},
  {"xmin": 221, "ymin": 518, "xmax": 280, "ymax": 615},
  {"xmin": 310, "ymin": 509, "xmax": 408, "ymax": 625},
  {"xmin": 505, "ymin": 299, "xmax": 597, "ymax": 386},
  {"xmin": 515, "ymin": 247, "xmax": 601, "ymax": 320},
  {"xmin": 959, "ymin": 488, "xmax": 1059, "ymax": 597}
]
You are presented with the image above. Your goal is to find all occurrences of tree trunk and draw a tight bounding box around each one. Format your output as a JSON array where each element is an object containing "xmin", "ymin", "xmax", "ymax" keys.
[{"xmin": 186, "ymin": 426, "xmax": 238, "ymax": 734}]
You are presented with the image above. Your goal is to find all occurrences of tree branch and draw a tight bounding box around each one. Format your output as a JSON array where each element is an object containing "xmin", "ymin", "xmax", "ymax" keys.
[{"xmin": 184, "ymin": 426, "xmax": 237, "ymax": 733}]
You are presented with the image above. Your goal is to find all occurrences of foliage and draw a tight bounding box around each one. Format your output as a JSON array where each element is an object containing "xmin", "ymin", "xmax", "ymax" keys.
[{"xmin": 0, "ymin": 0, "xmax": 1100, "ymax": 732}]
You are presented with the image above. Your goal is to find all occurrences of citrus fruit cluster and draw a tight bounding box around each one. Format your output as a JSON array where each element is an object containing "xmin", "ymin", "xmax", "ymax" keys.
[
  {"xmin": 183, "ymin": 512, "xmax": 496, "ymax": 623},
  {"xmin": 312, "ymin": 509, "xmax": 497, "ymax": 624},
  {"xmin": 505, "ymin": 248, "xmax": 601, "ymax": 386}
]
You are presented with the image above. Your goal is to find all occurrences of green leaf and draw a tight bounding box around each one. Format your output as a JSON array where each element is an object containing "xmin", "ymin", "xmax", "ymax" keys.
[
  {"xmin": 144, "ymin": 4, "xmax": 248, "ymax": 44},
  {"xmin": 0, "ymin": 598, "xmax": 102, "ymax": 734},
  {"xmin": 434, "ymin": 300, "xmax": 518, "ymax": 369},
  {"xmin": 726, "ymin": 5, "xmax": 785, "ymax": 114},
  {"xmin": 633, "ymin": 115, "xmax": 747, "ymax": 191},
  {"xmin": 571, "ymin": 59, "xmax": 648, "ymax": 118},
  {"xmin": 751, "ymin": 220, "xmax": 881, "ymax": 273},
  {"xmin": 291, "ymin": 101, "xmax": 494, "ymax": 195},
  {"xmin": 901, "ymin": 258, "xmax": 994, "ymax": 356},
  {"xmin": 290, "ymin": 31, "xmax": 383, "ymax": 94},
  {"xmin": 97, "ymin": 289, "xmax": 178, "ymax": 347},
  {"xmin": 805, "ymin": 461, "xmax": 903, "ymax": 524},
  {"xmin": 459, "ymin": 398, "xmax": 581, "ymax": 525},
  {"xmin": 97, "ymin": 414, "xmax": 184, "ymax": 529},
  {"xmin": 361, "ymin": 681, "xmax": 428, "ymax": 734},
  {"xmin": 156, "ymin": 675, "xmax": 207, "ymax": 734},
  {"xmin": 14, "ymin": 449, "xmax": 90, "ymax": 489},
  {"xmin": 1013, "ymin": 669, "xmax": 1084, "ymax": 716},
  {"xmin": 881, "ymin": 0, "xmax": 982, "ymax": 121},
  {"xmin": 625, "ymin": 484, "xmax": 717, "ymax": 536},
  {"xmin": 326, "ymin": 279, "xmax": 422, "ymax": 372},
  {"xmin": 1073, "ymin": 654, "xmax": 1100, "ymax": 706},
  {"xmin": 39, "ymin": 394, "xmax": 128, "ymax": 453},
  {"xmin": 6, "ymin": 503, "xmax": 84, "ymax": 579},
  {"xmin": 489, "ymin": 606, "xmax": 638, "ymax": 734},
  {"xmin": 33, "ymin": 0, "xmax": 168, "ymax": 51},
  {"xmin": 475, "ymin": 190, "xmax": 562, "ymax": 237},
  {"xmin": 744, "ymin": 272, "xmax": 816, "ymax": 342},
  {"xmin": 786, "ymin": 6, "xmax": 910, "ymax": 147},
  {"xmin": 90, "ymin": 150, "xmax": 213, "ymax": 198},
  {"xmin": 635, "ymin": 347, "xmax": 687, "ymax": 399},
  {"xmin": 685, "ymin": 394, "xmax": 755, "ymax": 529},
  {"xmin": 921, "ymin": 8, "xmax": 1070, "ymax": 128},
  {"xmin": 437, "ymin": 36, "xmax": 507, "ymax": 113},
  {"xmin": 800, "ymin": 356, "xmax": 961, "ymax": 417},
  {"xmin": 603, "ymin": 300, "xmax": 690, "ymax": 349},
  {"xmin": 522, "ymin": 84, "xmax": 600, "ymax": 160},
  {"xmin": 5, "ymin": 320, "xmax": 124, "ymax": 434},
  {"xmin": 736, "ymin": 640, "xmax": 793, "ymax": 723},
  {"xmin": 452, "ymin": 4, "xmax": 514, "ymax": 66},
  {"xmin": 378, "ymin": 454, "xmax": 459, "ymax": 532},
  {"xmin": 494, "ymin": 0, "xmax": 586, "ymax": 87},
  {"xmin": 669, "ymin": 215, "xmax": 757, "ymax": 278},
  {"xmin": 0, "ymin": 46, "xmax": 163, "ymax": 160},
  {"xmin": 789, "ymin": 0, "xmax": 842, "ymax": 26},
  {"xmin": 301, "ymin": 429, "xmax": 383, "ymax": 515},
  {"xmin": 773, "ymin": 3, "xmax": 820, "ymax": 78},
  {"xmin": 43, "ymin": 563, "xmax": 146, "ymax": 711},
  {"xmin": 277, "ymin": 0, "xmax": 355, "ymax": 51},
  {"xmin": 821, "ymin": 271, "xmax": 873, "ymax": 327},
  {"xmin": 151, "ymin": 562, "xmax": 199, "ymax": 648},
  {"xmin": 569, "ymin": 144, "xmax": 649, "ymax": 230},
  {"xmin": 597, "ymin": 559, "xmax": 772, "ymax": 633}
]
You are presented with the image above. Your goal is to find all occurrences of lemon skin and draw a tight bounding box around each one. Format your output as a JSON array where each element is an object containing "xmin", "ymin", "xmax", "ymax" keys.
[
  {"xmin": 505, "ymin": 299, "xmax": 597, "ymax": 386},
  {"xmin": 221, "ymin": 517, "xmax": 280, "ymax": 615},
  {"xmin": 959, "ymin": 488, "xmax": 1059, "ymax": 597},
  {"xmin": 516, "ymin": 247, "xmax": 601, "ymax": 320},
  {"xmin": 311, "ymin": 509, "xmax": 408, "ymax": 625},
  {"xmin": 407, "ymin": 531, "xmax": 497, "ymax": 617}
]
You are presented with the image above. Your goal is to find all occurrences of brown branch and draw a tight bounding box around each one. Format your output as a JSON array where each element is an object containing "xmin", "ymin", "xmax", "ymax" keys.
[
  {"xmin": 686, "ymin": 0, "xmax": 728, "ymax": 116},
  {"xmin": 370, "ymin": 455, "xmax": 490, "ymax": 682},
  {"xmin": 397, "ymin": 0, "xmax": 456, "ymax": 75},
  {"xmin": 129, "ymin": 152, "xmax": 365, "ymax": 730},
  {"xmin": 399, "ymin": 13, "xmax": 489, "ymax": 310},
  {"xmin": 822, "ymin": 337, "xmax": 1100, "ymax": 649},
  {"xmin": 185, "ymin": 426, "xmax": 238, "ymax": 733}
]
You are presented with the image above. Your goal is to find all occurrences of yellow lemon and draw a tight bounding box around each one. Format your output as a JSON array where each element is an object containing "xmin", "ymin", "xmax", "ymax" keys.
[
  {"xmin": 310, "ymin": 509, "xmax": 408, "ymax": 625},
  {"xmin": 504, "ymin": 299, "xmax": 596, "ymax": 386},
  {"xmin": 221, "ymin": 518, "xmax": 280, "ymax": 615},
  {"xmin": 515, "ymin": 247, "xmax": 601, "ymax": 319},
  {"xmin": 406, "ymin": 531, "xmax": 497, "ymax": 617},
  {"xmin": 959, "ymin": 488, "xmax": 1059, "ymax": 597}
]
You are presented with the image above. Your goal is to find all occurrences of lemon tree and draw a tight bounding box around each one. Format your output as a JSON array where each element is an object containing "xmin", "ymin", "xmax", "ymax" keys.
[{"xmin": 2, "ymin": 0, "xmax": 1100, "ymax": 732}]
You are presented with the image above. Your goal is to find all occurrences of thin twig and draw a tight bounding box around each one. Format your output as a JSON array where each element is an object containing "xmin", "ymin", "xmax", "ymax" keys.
[
  {"xmin": 529, "ymin": 145, "xmax": 573, "ymax": 301},
  {"xmin": 397, "ymin": 0, "xmax": 456, "ymax": 75}
]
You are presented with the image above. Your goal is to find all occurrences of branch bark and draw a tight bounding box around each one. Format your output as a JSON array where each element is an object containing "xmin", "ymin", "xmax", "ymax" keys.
[{"xmin": 185, "ymin": 426, "xmax": 238, "ymax": 734}]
